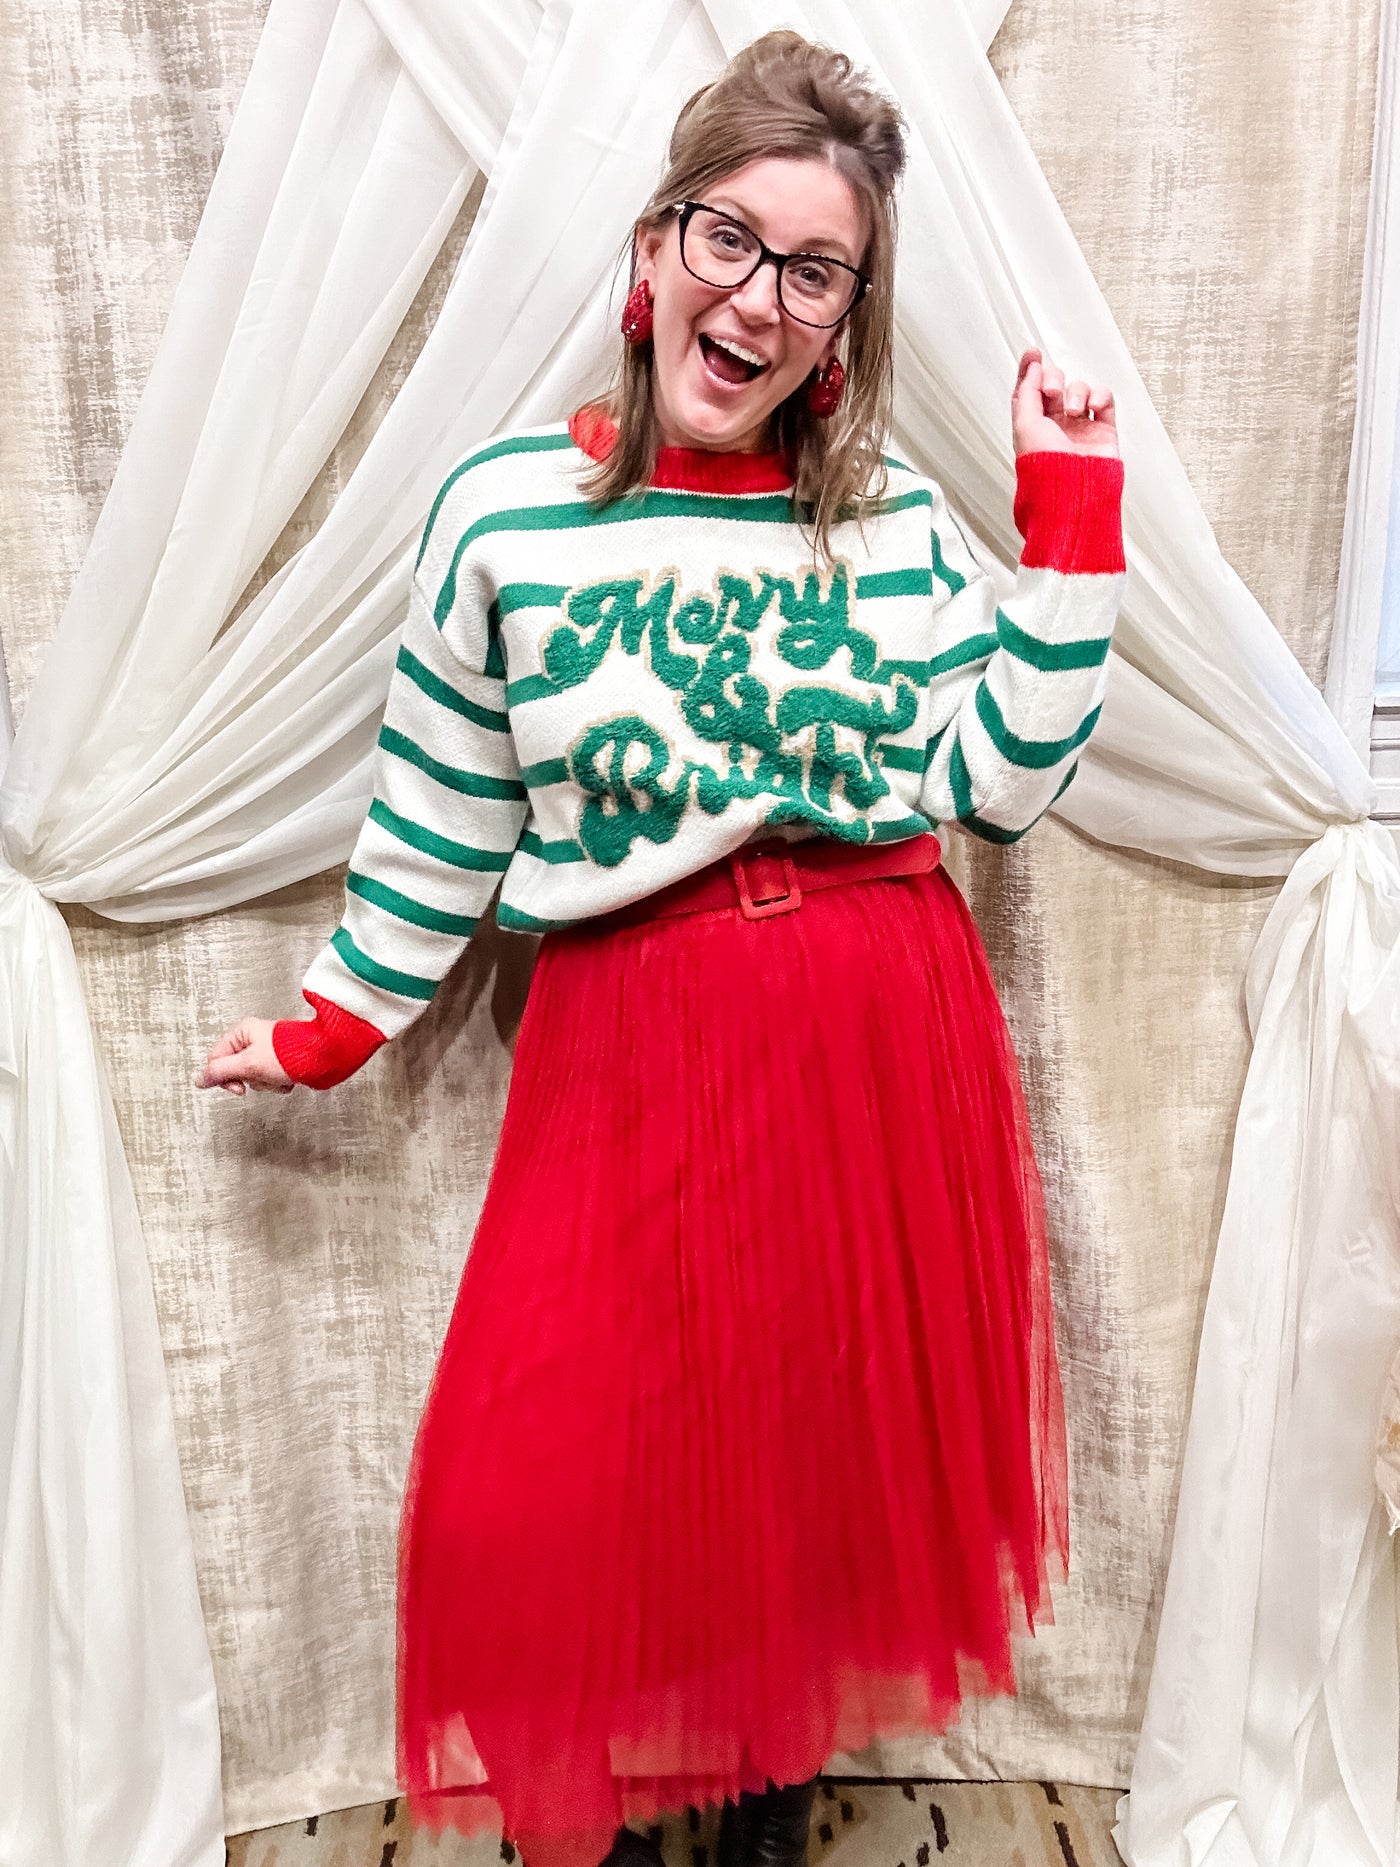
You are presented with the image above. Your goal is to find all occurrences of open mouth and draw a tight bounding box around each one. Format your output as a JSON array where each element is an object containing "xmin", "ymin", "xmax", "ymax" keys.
[{"xmin": 698, "ymin": 332, "xmax": 770, "ymax": 386}]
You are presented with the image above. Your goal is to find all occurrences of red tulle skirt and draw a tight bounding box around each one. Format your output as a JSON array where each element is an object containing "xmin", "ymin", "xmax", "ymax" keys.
[{"xmin": 396, "ymin": 851, "xmax": 1067, "ymax": 1867}]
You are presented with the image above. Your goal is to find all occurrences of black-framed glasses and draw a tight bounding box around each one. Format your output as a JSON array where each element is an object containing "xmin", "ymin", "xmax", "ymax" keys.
[{"xmin": 671, "ymin": 199, "xmax": 869, "ymax": 328}]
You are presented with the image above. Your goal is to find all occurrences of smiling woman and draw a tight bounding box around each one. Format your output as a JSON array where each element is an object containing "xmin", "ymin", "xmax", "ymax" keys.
[
  {"xmin": 580, "ymin": 37, "xmax": 908, "ymax": 563},
  {"xmin": 198, "ymin": 26, "xmax": 1125, "ymax": 1867},
  {"xmin": 638, "ymin": 166, "xmax": 865, "ymax": 448}
]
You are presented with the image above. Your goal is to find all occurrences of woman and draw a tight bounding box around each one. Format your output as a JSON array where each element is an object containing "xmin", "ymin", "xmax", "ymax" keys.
[{"xmin": 199, "ymin": 29, "xmax": 1125, "ymax": 1867}]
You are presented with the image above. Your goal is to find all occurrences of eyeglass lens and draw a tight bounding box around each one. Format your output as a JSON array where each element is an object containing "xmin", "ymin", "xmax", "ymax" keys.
[{"xmin": 681, "ymin": 208, "xmax": 860, "ymax": 326}]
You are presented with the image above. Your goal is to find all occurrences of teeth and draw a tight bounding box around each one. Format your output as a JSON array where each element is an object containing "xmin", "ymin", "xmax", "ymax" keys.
[{"xmin": 707, "ymin": 334, "xmax": 768, "ymax": 369}]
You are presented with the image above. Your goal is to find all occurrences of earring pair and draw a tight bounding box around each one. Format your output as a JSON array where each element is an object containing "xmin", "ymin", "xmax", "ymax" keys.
[{"xmin": 620, "ymin": 281, "xmax": 845, "ymax": 418}]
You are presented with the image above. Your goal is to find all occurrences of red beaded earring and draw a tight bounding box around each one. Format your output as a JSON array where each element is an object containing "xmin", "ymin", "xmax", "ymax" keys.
[
  {"xmin": 807, "ymin": 355, "xmax": 845, "ymax": 418},
  {"xmin": 621, "ymin": 279, "xmax": 654, "ymax": 345}
]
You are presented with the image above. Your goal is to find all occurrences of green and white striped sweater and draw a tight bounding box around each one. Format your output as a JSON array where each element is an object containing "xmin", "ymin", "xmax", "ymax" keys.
[{"xmin": 279, "ymin": 410, "xmax": 1125, "ymax": 1076}]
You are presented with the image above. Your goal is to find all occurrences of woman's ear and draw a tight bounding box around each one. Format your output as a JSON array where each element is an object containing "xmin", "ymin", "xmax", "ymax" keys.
[{"xmin": 633, "ymin": 220, "xmax": 664, "ymax": 288}]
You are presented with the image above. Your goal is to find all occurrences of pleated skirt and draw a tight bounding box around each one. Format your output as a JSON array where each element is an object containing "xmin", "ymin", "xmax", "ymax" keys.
[{"xmin": 396, "ymin": 851, "xmax": 1068, "ymax": 1867}]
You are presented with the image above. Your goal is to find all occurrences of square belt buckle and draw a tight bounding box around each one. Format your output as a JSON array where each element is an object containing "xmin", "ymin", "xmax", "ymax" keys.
[{"xmin": 729, "ymin": 846, "xmax": 803, "ymax": 919}]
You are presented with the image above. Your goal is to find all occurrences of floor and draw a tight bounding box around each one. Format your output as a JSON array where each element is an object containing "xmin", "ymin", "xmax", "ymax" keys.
[{"xmin": 227, "ymin": 1779, "xmax": 1125, "ymax": 1867}]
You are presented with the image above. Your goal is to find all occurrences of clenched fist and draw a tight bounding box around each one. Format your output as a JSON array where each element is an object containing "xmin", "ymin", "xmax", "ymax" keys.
[{"xmin": 195, "ymin": 1017, "xmax": 294, "ymax": 1096}]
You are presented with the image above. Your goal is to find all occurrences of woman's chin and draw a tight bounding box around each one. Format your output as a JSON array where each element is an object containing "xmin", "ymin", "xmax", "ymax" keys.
[{"xmin": 665, "ymin": 393, "xmax": 775, "ymax": 453}]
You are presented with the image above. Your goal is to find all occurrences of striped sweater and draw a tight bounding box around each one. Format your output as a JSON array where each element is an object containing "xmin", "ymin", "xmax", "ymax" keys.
[{"xmin": 273, "ymin": 405, "xmax": 1125, "ymax": 1086}]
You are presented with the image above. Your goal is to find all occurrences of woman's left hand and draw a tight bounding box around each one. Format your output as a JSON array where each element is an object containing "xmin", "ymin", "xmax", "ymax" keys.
[{"xmin": 1011, "ymin": 347, "xmax": 1119, "ymax": 458}]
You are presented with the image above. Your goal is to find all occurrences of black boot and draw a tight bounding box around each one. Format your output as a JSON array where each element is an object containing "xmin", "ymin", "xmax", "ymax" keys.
[
  {"xmin": 597, "ymin": 1826, "xmax": 667, "ymax": 1867},
  {"xmin": 716, "ymin": 1777, "xmax": 820, "ymax": 1867}
]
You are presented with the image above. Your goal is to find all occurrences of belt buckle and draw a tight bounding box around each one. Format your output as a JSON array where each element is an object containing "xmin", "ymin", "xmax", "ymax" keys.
[{"xmin": 729, "ymin": 846, "xmax": 803, "ymax": 919}]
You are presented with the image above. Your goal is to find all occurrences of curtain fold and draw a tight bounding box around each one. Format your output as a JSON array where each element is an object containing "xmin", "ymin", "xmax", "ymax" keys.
[
  {"xmin": 1, "ymin": 0, "xmax": 477, "ymax": 895},
  {"xmin": 0, "ymin": 820, "xmax": 224, "ymax": 1867},
  {"xmin": 0, "ymin": 0, "xmax": 1395, "ymax": 1862},
  {"xmin": 1116, "ymin": 821, "xmax": 1400, "ymax": 1867}
]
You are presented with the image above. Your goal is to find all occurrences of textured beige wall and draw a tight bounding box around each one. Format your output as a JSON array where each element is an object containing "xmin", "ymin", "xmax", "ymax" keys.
[{"xmin": 0, "ymin": 0, "xmax": 1379, "ymax": 1827}]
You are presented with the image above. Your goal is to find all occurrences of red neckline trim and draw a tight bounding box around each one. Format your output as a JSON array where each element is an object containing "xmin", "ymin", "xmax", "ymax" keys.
[{"xmin": 568, "ymin": 404, "xmax": 795, "ymax": 494}]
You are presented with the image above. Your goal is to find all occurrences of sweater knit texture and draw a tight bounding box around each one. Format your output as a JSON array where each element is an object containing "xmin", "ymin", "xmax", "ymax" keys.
[{"xmin": 273, "ymin": 408, "xmax": 1126, "ymax": 1084}]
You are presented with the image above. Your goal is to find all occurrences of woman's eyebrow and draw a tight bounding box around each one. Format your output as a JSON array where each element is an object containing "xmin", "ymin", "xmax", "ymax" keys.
[{"xmin": 709, "ymin": 197, "xmax": 856, "ymax": 262}]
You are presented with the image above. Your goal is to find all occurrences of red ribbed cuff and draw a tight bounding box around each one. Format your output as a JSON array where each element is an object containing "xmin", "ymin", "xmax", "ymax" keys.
[
  {"xmin": 1014, "ymin": 450, "xmax": 1126, "ymax": 575},
  {"xmin": 271, "ymin": 990, "xmax": 387, "ymax": 1091}
]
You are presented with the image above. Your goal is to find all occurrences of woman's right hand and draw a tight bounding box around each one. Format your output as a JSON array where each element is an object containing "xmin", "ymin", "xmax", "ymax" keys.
[{"xmin": 196, "ymin": 1018, "xmax": 295, "ymax": 1096}]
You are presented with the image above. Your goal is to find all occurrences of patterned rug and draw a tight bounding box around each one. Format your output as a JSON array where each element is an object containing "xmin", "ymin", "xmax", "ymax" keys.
[{"xmin": 227, "ymin": 1780, "xmax": 1125, "ymax": 1866}]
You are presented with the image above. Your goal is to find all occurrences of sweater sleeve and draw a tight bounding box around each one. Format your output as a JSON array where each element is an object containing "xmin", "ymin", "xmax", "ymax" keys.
[
  {"xmin": 918, "ymin": 449, "xmax": 1125, "ymax": 843},
  {"xmin": 272, "ymin": 540, "xmax": 529, "ymax": 1089}
]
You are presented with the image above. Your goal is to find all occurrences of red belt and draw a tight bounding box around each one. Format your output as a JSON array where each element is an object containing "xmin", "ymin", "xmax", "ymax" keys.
[{"xmin": 589, "ymin": 830, "xmax": 942, "ymax": 931}]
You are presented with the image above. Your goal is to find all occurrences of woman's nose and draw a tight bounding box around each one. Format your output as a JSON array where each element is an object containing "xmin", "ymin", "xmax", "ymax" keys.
[{"xmin": 728, "ymin": 258, "xmax": 783, "ymax": 323}]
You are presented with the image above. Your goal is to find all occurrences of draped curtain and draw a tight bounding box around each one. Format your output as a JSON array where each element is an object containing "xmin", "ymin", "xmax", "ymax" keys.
[{"xmin": 0, "ymin": 2, "xmax": 1394, "ymax": 1865}]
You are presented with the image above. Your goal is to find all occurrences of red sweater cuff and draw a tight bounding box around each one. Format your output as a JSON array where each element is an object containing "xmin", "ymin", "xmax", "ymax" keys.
[
  {"xmin": 272, "ymin": 991, "xmax": 387, "ymax": 1090},
  {"xmin": 1014, "ymin": 450, "xmax": 1126, "ymax": 575}
]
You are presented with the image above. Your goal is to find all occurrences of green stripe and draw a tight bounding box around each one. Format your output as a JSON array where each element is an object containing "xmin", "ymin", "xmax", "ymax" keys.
[
  {"xmin": 506, "ymin": 673, "xmax": 561, "ymax": 707},
  {"xmin": 995, "ymin": 609, "xmax": 1112, "ymax": 672},
  {"xmin": 1051, "ymin": 759, "xmax": 1081, "ymax": 805},
  {"xmin": 866, "ymin": 489, "xmax": 936, "ymax": 519},
  {"xmin": 878, "ymin": 742, "xmax": 925, "ymax": 772},
  {"xmin": 882, "ymin": 452, "xmax": 917, "ymax": 474},
  {"xmin": 928, "ymin": 632, "xmax": 998, "ymax": 678},
  {"xmin": 870, "ymin": 813, "xmax": 932, "ymax": 841},
  {"xmin": 482, "ymin": 582, "xmax": 569, "ymax": 673},
  {"xmin": 956, "ymin": 809, "xmax": 1028, "ymax": 846},
  {"xmin": 430, "ymin": 486, "xmax": 934, "ymax": 627},
  {"xmin": 857, "ymin": 567, "xmax": 933, "ymax": 600},
  {"xmin": 974, "ymin": 685, "xmax": 1102, "ymax": 769},
  {"xmin": 435, "ymin": 492, "xmax": 797, "ymax": 624},
  {"xmin": 368, "ymin": 798, "xmax": 512, "ymax": 871},
  {"xmin": 518, "ymin": 756, "xmax": 570, "ymax": 787},
  {"xmin": 946, "ymin": 742, "xmax": 1082, "ymax": 845},
  {"xmin": 948, "ymin": 734, "xmax": 975, "ymax": 819},
  {"xmin": 496, "ymin": 901, "xmax": 573, "ymax": 933},
  {"xmin": 433, "ymin": 493, "xmax": 789, "ymax": 627},
  {"xmin": 416, "ymin": 432, "xmax": 575, "ymax": 568},
  {"xmin": 331, "ymin": 927, "xmax": 438, "ymax": 1000},
  {"xmin": 379, "ymin": 726, "xmax": 525, "ymax": 799},
  {"xmin": 495, "ymin": 581, "xmax": 568, "ymax": 618},
  {"xmin": 519, "ymin": 828, "xmax": 586, "ymax": 865},
  {"xmin": 931, "ymin": 530, "xmax": 967, "ymax": 597},
  {"xmin": 396, "ymin": 645, "xmax": 509, "ymax": 732},
  {"xmin": 347, "ymin": 870, "xmax": 479, "ymax": 938},
  {"xmin": 464, "ymin": 488, "xmax": 801, "ymax": 537},
  {"xmin": 948, "ymin": 736, "xmax": 1023, "ymax": 841},
  {"xmin": 924, "ymin": 723, "xmax": 949, "ymax": 774}
]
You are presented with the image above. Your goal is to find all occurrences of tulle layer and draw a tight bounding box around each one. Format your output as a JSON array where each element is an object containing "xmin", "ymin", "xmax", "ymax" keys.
[{"xmin": 396, "ymin": 863, "xmax": 1067, "ymax": 1867}]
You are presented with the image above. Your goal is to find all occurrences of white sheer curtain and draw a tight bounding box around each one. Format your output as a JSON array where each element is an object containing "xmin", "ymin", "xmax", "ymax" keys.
[{"xmin": 1, "ymin": 2, "xmax": 1395, "ymax": 1864}]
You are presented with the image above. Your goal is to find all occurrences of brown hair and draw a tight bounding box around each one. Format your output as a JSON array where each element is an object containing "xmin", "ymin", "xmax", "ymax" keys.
[{"xmin": 580, "ymin": 30, "xmax": 907, "ymax": 566}]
